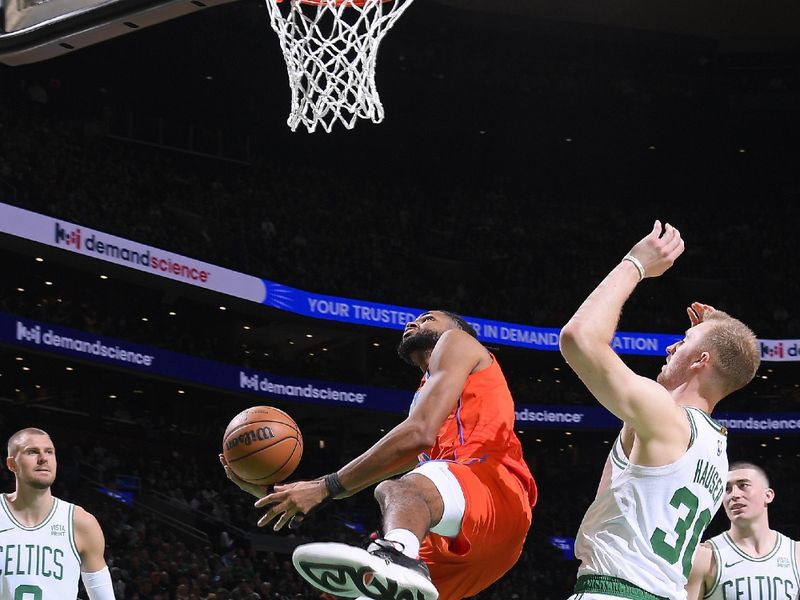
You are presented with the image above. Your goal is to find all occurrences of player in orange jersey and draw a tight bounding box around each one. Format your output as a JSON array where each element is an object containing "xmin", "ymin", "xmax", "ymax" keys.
[{"xmin": 222, "ymin": 310, "xmax": 537, "ymax": 600}]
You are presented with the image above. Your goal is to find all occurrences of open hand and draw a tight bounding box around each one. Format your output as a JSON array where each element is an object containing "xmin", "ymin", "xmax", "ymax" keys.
[
  {"xmin": 687, "ymin": 301, "xmax": 716, "ymax": 327},
  {"xmin": 253, "ymin": 479, "xmax": 329, "ymax": 531},
  {"xmin": 626, "ymin": 220, "xmax": 685, "ymax": 279}
]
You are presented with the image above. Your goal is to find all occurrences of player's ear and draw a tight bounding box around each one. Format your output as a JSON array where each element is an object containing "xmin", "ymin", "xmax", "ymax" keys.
[
  {"xmin": 6, "ymin": 456, "xmax": 17, "ymax": 473},
  {"xmin": 692, "ymin": 351, "xmax": 711, "ymax": 368},
  {"xmin": 764, "ymin": 487, "xmax": 775, "ymax": 505}
]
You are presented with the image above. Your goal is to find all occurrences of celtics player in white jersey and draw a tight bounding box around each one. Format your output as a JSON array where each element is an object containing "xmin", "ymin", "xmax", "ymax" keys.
[
  {"xmin": 559, "ymin": 221, "xmax": 760, "ymax": 600},
  {"xmin": 1, "ymin": 428, "xmax": 116, "ymax": 600},
  {"xmin": 687, "ymin": 462, "xmax": 800, "ymax": 600}
]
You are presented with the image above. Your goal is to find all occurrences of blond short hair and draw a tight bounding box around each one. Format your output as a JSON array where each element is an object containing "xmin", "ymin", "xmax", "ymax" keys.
[
  {"xmin": 703, "ymin": 310, "xmax": 760, "ymax": 395},
  {"xmin": 7, "ymin": 427, "xmax": 51, "ymax": 457}
]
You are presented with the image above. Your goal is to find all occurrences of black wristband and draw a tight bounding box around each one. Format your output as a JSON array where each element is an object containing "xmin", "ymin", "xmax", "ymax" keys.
[{"xmin": 323, "ymin": 472, "xmax": 346, "ymax": 499}]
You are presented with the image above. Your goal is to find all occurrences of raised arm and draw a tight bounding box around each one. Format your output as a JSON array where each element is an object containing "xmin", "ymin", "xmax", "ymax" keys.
[
  {"xmin": 252, "ymin": 329, "xmax": 487, "ymax": 530},
  {"xmin": 559, "ymin": 221, "xmax": 688, "ymax": 459}
]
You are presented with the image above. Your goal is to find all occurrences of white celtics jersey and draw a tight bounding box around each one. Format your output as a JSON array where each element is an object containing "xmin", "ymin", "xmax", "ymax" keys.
[
  {"xmin": 575, "ymin": 407, "xmax": 728, "ymax": 600},
  {"xmin": 0, "ymin": 495, "xmax": 82, "ymax": 600},
  {"xmin": 705, "ymin": 531, "xmax": 800, "ymax": 600}
]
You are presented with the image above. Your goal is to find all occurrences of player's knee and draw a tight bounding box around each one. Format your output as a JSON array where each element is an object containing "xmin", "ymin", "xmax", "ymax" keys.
[{"xmin": 374, "ymin": 478, "xmax": 401, "ymax": 505}]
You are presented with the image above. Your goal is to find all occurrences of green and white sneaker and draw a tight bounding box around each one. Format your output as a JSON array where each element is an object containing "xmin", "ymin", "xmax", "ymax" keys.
[{"xmin": 292, "ymin": 539, "xmax": 439, "ymax": 600}]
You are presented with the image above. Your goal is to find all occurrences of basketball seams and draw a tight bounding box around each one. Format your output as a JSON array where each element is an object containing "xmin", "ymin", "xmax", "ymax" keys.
[
  {"xmin": 243, "ymin": 441, "xmax": 304, "ymax": 484},
  {"xmin": 225, "ymin": 419, "xmax": 300, "ymax": 438},
  {"xmin": 224, "ymin": 418, "xmax": 300, "ymax": 438},
  {"xmin": 227, "ymin": 435, "xmax": 301, "ymax": 463},
  {"xmin": 223, "ymin": 405, "xmax": 303, "ymax": 485}
]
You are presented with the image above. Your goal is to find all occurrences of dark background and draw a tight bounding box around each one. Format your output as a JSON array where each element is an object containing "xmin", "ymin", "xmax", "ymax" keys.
[{"xmin": 0, "ymin": 1, "xmax": 799, "ymax": 599}]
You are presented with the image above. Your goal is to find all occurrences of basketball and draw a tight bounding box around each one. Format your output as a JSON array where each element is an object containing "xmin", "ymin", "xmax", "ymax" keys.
[{"xmin": 222, "ymin": 406, "xmax": 303, "ymax": 486}]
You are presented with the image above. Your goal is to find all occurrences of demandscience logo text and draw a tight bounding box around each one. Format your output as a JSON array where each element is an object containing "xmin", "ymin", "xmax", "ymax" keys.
[{"xmin": 55, "ymin": 223, "xmax": 210, "ymax": 284}]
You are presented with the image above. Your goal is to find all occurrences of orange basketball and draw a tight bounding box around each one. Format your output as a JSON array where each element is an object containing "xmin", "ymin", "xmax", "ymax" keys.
[{"xmin": 222, "ymin": 406, "xmax": 303, "ymax": 486}]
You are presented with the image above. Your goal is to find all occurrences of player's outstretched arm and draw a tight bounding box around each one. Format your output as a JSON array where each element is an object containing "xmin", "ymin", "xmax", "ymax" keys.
[
  {"xmin": 74, "ymin": 506, "xmax": 116, "ymax": 600},
  {"xmin": 559, "ymin": 221, "xmax": 686, "ymax": 443},
  {"xmin": 686, "ymin": 542, "xmax": 714, "ymax": 600},
  {"xmin": 253, "ymin": 329, "xmax": 485, "ymax": 530}
]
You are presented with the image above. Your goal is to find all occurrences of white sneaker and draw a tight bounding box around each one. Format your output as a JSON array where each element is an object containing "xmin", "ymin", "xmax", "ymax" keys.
[{"xmin": 292, "ymin": 540, "xmax": 439, "ymax": 600}]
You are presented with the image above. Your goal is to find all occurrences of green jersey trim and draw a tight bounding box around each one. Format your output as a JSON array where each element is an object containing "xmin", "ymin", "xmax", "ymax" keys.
[
  {"xmin": 68, "ymin": 502, "xmax": 81, "ymax": 562},
  {"xmin": 611, "ymin": 438, "xmax": 628, "ymax": 469},
  {"xmin": 704, "ymin": 540, "xmax": 722, "ymax": 598},
  {"xmin": 722, "ymin": 531, "xmax": 782, "ymax": 562},
  {"xmin": 574, "ymin": 575, "xmax": 669, "ymax": 600},
  {"xmin": 685, "ymin": 408, "xmax": 698, "ymax": 449},
  {"xmin": 685, "ymin": 407, "xmax": 726, "ymax": 435},
  {"xmin": 0, "ymin": 494, "xmax": 59, "ymax": 530}
]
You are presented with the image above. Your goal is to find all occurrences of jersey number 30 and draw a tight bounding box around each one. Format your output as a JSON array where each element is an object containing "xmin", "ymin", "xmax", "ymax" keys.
[{"xmin": 650, "ymin": 486, "xmax": 712, "ymax": 578}]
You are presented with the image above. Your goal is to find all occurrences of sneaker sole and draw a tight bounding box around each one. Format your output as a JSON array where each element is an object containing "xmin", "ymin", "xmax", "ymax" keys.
[{"xmin": 292, "ymin": 542, "xmax": 439, "ymax": 600}]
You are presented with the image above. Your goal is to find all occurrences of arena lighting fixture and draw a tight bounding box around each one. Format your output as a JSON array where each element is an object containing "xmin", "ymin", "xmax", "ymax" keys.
[
  {"xmin": 565, "ymin": 432, "xmax": 572, "ymax": 436},
  {"xmin": 177, "ymin": 389, "xmax": 185, "ymax": 394},
  {"xmin": 141, "ymin": 317, "xmax": 148, "ymax": 322},
  {"xmin": 44, "ymin": 281, "xmax": 53, "ymax": 286},
  {"xmin": 22, "ymin": 366, "xmax": 30, "ymax": 371},
  {"xmin": 15, "ymin": 357, "xmax": 23, "ymax": 361},
  {"xmin": 65, "ymin": 367, "xmax": 74, "ymax": 371},
  {"xmin": 319, "ymin": 440, "xmax": 325, "ymax": 449},
  {"xmin": 35, "ymin": 257, "xmax": 43, "ymax": 262},
  {"xmin": 774, "ymin": 436, "xmax": 781, "ymax": 441},
  {"xmin": 16, "ymin": 287, "xmax": 24, "ymax": 292},
  {"xmin": 535, "ymin": 438, "xmax": 542, "ymax": 443},
  {"xmin": 169, "ymin": 311, "xmax": 176, "ymax": 316},
  {"xmin": 739, "ymin": 148, "xmax": 747, "ymax": 153},
  {"xmin": 219, "ymin": 306, "xmax": 227, "ymax": 311},
  {"xmin": 109, "ymin": 394, "xmax": 117, "ymax": 399},
  {"xmin": 761, "ymin": 443, "xmax": 767, "ymax": 447},
  {"xmin": 649, "ymin": 146, "xmax": 656, "ymax": 150},
  {"xmin": 564, "ymin": 137, "xmax": 573, "ymax": 142},
  {"xmin": 100, "ymin": 275, "xmax": 109, "ymax": 279},
  {"xmin": 288, "ymin": 340, "xmax": 294, "ymax": 345},
  {"xmin": 322, "ymin": 347, "xmax": 328, "ymax": 352},
  {"xmin": 243, "ymin": 325, "xmax": 251, "ymax": 330},
  {"xmin": 372, "ymin": 342, "xmax": 380, "ymax": 347},
  {"xmin": 305, "ymin": 333, "xmax": 313, "ymax": 338}
]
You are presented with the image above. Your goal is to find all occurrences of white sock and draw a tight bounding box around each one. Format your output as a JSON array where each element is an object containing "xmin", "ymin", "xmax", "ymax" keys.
[{"xmin": 384, "ymin": 528, "xmax": 421, "ymax": 559}]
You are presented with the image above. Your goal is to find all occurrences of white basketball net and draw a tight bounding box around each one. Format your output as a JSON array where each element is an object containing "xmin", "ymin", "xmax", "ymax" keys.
[{"xmin": 265, "ymin": 0, "xmax": 415, "ymax": 133}]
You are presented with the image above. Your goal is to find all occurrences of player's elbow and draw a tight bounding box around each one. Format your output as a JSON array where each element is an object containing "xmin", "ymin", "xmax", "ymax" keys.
[
  {"xmin": 559, "ymin": 321, "xmax": 588, "ymax": 360},
  {"xmin": 403, "ymin": 418, "xmax": 438, "ymax": 452}
]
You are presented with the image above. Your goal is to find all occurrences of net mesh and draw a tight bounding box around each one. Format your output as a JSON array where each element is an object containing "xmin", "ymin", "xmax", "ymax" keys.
[{"xmin": 265, "ymin": 0, "xmax": 415, "ymax": 133}]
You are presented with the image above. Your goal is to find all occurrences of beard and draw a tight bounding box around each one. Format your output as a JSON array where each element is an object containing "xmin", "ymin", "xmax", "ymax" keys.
[
  {"xmin": 397, "ymin": 330, "xmax": 441, "ymax": 365},
  {"xmin": 24, "ymin": 475, "xmax": 54, "ymax": 490}
]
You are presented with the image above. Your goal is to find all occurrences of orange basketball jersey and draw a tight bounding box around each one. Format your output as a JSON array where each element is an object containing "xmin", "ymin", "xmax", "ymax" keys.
[{"xmin": 414, "ymin": 354, "xmax": 537, "ymax": 507}]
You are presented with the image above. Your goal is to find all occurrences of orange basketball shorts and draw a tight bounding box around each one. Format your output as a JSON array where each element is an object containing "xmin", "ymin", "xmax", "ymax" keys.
[{"xmin": 418, "ymin": 460, "xmax": 533, "ymax": 600}]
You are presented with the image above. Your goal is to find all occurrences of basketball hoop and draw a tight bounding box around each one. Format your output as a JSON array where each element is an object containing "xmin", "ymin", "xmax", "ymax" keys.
[{"xmin": 265, "ymin": 0, "xmax": 416, "ymax": 133}]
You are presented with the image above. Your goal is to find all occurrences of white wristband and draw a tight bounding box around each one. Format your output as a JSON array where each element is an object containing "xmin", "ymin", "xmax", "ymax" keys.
[{"xmin": 623, "ymin": 254, "xmax": 645, "ymax": 282}]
